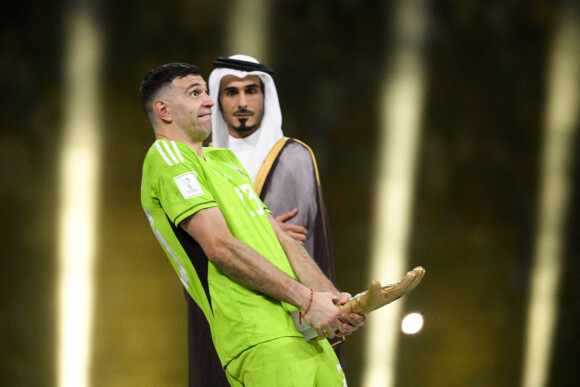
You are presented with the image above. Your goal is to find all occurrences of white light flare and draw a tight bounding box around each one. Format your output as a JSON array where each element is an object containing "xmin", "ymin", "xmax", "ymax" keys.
[
  {"xmin": 57, "ymin": 5, "xmax": 103, "ymax": 387},
  {"xmin": 363, "ymin": 1, "xmax": 429, "ymax": 386},
  {"xmin": 401, "ymin": 313, "xmax": 424, "ymax": 335}
]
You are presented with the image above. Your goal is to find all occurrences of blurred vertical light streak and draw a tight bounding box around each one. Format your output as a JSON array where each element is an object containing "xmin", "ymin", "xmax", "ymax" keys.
[
  {"xmin": 522, "ymin": 3, "xmax": 580, "ymax": 387},
  {"xmin": 57, "ymin": 3, "xmax": 103, "ymax": 387},
  {"xmin": 362, "ymin": 1, "xmax": 428, "ymax": 386},
  {"xmin": 225, "ymin": 0, "xmax": 271, "ymax": 62}
]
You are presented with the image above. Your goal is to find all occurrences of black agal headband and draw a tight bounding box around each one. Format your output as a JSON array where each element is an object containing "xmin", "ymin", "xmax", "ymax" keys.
[{"xmin": 213, "ymin": 57, "xmax": 274, "ymax": 75}]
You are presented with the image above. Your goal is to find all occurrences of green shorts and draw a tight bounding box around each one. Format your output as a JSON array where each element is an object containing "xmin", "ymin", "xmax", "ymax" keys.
[{"xmin": 224, "ymin": 336, "xmax": 347, "ymax": 387}]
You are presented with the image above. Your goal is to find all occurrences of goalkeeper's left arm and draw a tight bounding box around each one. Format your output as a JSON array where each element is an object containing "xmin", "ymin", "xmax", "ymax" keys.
[{"xmin": 268, "ymin": 214, "xmax": 366, "ymax": 338}]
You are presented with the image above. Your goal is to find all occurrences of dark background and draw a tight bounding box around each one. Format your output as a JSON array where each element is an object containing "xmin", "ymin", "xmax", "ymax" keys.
[{"xmin": 1, "ymin": 1, "xmax": 579, "ymax": 386}]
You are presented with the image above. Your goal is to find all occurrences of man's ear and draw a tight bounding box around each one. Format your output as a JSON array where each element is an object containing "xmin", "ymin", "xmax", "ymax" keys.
[{"xmin": 153, "ymin": 100, "xmax": 172, "ymax": 122}]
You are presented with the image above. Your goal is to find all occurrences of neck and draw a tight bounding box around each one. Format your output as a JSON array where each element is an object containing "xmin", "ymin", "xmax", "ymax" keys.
[
  {"xmin": 155, "ymin": 130, "xmax": 205, "ymax": 158},
  {"xmin": 228, "ymin": 124, "xmax": 261, "ymax": 139}
]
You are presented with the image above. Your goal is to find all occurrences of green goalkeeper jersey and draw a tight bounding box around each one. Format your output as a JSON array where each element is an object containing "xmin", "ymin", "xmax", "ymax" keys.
[{"xmin": 141, "ymin": 139, "xmax": 302, "ymax": 367}]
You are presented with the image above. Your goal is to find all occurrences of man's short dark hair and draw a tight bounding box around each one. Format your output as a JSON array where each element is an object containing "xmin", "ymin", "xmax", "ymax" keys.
[{"xmin": 139, "ymin": 63, "xmax": 202, "ymax": 115}]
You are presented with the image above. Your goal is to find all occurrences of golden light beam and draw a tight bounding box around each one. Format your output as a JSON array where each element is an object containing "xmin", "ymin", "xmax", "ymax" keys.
[
  {"xmin": 57, "ymin": 4, "xmax": 103, "ymax": 387},
  {"xmin": 363, "ymin": 1, "xmax": 429, "ymax": 386},
  {"xmin": 522, "ymin": 3, "xmax": 580, "ymax": 387},
  {"xmin": 225, "ymin": 0, "xmax": 271, "ymax": 61}
]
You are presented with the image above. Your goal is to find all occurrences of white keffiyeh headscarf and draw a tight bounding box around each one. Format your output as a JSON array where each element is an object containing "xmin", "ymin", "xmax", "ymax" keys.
[{"xmin": 208, "ymin": 55, "xmax": 283, "ymax": 182}]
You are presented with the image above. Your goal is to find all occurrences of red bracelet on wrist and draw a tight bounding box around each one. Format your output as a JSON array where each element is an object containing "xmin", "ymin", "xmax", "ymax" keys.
[{"xmin": 299, "ymin": 288, "xmax": 314, "ymax": 325}]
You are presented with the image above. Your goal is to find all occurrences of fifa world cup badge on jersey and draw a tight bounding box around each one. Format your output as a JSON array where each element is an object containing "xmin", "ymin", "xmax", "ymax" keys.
[{"xmin": 174, "ymin": 172, "xmax": 204, "ymax": 199}]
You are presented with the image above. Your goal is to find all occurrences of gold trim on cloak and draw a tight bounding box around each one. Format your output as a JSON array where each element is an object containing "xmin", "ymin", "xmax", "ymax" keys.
[{"xmin": 253, "ymin": 137, "xmax": 290, "ymax": 195}]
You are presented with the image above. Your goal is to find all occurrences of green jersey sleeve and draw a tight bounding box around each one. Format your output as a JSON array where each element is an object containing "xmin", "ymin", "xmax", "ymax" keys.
[{"xmin": 145, "ymin": 139, "xmax": 218, "ymax": 226}]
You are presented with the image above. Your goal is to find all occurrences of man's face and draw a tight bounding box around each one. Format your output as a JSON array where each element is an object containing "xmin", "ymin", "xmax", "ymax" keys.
[
  {"xmin": 218, "ymin": 74, "xmax": 265, "ymax": 138},
  {"xmin": 168, "ymin": 75, "xmax": 214, "ymax": 141}
]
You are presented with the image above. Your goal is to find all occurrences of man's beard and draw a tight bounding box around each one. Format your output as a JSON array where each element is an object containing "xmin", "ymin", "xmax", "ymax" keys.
[
  {"xmin": 232, "ymin": 108, "xmax": 258, "ymax": 133},
  {"xmin": 233, "ymin": 118, "xmax": 257, "ymax": 133}
]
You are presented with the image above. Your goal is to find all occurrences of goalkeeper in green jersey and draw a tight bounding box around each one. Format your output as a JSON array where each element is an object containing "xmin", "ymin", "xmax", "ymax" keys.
[{"xmin": 139, "ymin": 63, "xmax": 365, "ymax": 386}]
